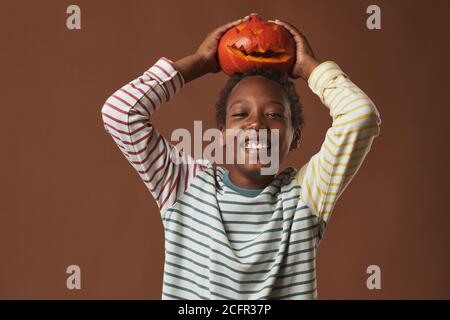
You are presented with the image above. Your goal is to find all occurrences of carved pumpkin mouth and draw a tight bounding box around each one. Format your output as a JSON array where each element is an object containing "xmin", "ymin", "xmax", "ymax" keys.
[
  {"xmin": 228, "ymin": 44, "xmax": 292, "ymax": 63},
  {"xmin": 218, "ymin": 14, "xmax": 296, "ymax": 74}
]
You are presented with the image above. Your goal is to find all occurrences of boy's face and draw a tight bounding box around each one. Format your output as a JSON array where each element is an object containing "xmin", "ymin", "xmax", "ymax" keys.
[{"xmin": 221, "ymin": 75, "xmax": 300, "ymax": 178}]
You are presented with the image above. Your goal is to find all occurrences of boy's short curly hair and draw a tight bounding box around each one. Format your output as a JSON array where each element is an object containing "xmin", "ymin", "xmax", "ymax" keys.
[{"xmin": 215, "ymin": 69, "xmax": 304, "ymax": 132}]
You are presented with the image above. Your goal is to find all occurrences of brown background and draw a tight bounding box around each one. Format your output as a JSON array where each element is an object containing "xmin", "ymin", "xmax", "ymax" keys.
[{"xmin": 1, "ymin": 0, "xmax": 449, "ymax": 299}]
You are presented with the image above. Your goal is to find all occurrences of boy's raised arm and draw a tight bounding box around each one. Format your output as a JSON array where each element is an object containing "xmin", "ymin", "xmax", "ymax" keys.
[
  {"xmin": 101, "ymin": 16, "xmax": 250, "ymax": 215},
  {"xmin": 272, "ymin": 19, "xmax": 382, "ymax": 225},
  {"xmin": 101, "ymin": 57, "xmax": 199, "ymax": 214},
  {"xmin": 297, "ymin": 62, "xmax": 381, "ymax": 224}
]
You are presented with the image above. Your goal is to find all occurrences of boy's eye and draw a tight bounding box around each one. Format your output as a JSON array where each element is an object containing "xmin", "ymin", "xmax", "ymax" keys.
[
  {"xmin": 232, "ymin": 112, "xmax": 247, "ymax": 117},
  {"xmin": 267, "ymin": 112, "xmax": 283, "ymax": 118}
]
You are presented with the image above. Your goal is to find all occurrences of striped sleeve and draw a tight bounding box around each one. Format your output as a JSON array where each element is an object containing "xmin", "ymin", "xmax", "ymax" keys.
[
  {"xmin": 101, "ymin": 57, "xmax": 206, "ymax": 213},
  {"xmin": 296, "ymin": 61, "xmax": 382, "ymax": 224}
]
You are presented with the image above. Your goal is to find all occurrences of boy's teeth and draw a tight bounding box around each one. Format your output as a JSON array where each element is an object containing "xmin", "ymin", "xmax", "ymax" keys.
[{"xmin": 245, "ymin": 142, "xmax": 268, "ymax": 149}]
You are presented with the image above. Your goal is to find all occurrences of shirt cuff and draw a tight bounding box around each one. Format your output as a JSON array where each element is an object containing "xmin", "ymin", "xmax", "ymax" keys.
[
  {"xmin": 146, "ymin": 57, "xmax": 185, "ymax": 101},
  {"xmin": 307, "ymin": 61, "xmax": 347, "ymax": 99}
]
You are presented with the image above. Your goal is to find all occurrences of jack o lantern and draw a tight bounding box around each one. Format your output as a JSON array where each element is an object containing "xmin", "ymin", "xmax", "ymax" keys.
[{"xmin": 218, "ymin": 15, "xmax": 296, "ymax": 75}]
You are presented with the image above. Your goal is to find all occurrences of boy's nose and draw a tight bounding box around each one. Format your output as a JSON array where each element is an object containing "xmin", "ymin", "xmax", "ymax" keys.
[{"xmin": 246, "ymin": 113, "xmax": 267, "ymax": 130}]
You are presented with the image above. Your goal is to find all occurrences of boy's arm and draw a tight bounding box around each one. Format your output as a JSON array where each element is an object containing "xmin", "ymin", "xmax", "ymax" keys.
[
  {"xmin": 101, "ymin": 56, "xmax": 207, "ymax": 214},
  {"xmin": 296, "ymin": 61, "xmax": 382, "ymax": 224},
  {"xmin": 270, "ymin": 18, "xmax": 382, "ymax": 224},
  {"xmin": 101, "ymin": 16, "xmax": 249, "ymax": 215}
]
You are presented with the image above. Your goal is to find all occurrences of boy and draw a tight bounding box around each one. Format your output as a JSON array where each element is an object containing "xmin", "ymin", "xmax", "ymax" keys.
[{"xmin": 101, "ymin": 14, "xmax": 381, "ymax": 299}]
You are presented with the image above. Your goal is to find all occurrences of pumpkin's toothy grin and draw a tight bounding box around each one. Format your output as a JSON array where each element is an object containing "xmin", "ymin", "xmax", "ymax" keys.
[{"xmin": 228, "ymin": 45, "xmax": 291, "ymax": 62}]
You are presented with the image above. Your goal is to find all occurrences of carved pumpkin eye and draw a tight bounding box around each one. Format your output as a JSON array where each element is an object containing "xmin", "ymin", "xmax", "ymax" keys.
[
  {"xmin": 235, "ymin": 24, "xmax": 246, "ymax": 33},
  {"xmin": 218, "ymin": 14, "xmax": 295, "ymax": 75},
  {"xmin": 251, "ymin": 29, "xmax": 264, "ymax": 36}
]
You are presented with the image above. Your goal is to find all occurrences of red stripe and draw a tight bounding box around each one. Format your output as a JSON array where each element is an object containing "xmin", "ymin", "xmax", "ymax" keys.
[
  {"xmin": 146, "ymin": 70, "xmax": 169, "ymax": 100},
  {"xmin": 139, "ymin": 77, "xmax": 162, "ymax": 106},
  {"xmin": 112, "ymin": 93, "xmax": 133, "ymax": 108},
  {"xmin": 125, "ymin": 143, "xmax": 152, "ymax": 156},
  {"xmin": 154, "ymin": 64, "xmax": 176, "ymax": 96},
  {"xmin": 175, "ymin": 71, "xmax": 184, "ymax": 89},
  {"xmin": 104, "ymin": 102, "xmax": 128, "ymax": 115},
  {"xmin": 110, "ymin": 133, "xmax": 126, "ymax": 148},
  {"xmin": 104, "ymin": 122, "xmax": 148, "ymax": 136},
  {"xmin": 112, "ymin": 131, "xmax": 151, "ymax": 146},
  {"xmin": 102, "ymin": 115, "xmax": 143, "ymax": 129},
  {"xmin": 146, "ymin": 150, "xmax": 168, "ymax": 184},
  {"xmin": 160, "ymin": 167, "xmax": 181, "ymax": 209},
  {"xmin": 155, "ymin": 64, "xmax": 177, "ymax": 94},
  {"xmin": 184, "ymin": 165, "xmax": 189, "ymax": 191},
  {"xmin": 160, "ymin": 57, "xmax": 184, "ymax": 89},
  {"xmin": 126, "ymin": 133, "xmax": 159, "ymax": 166},
  {"xmin": 119, "ymin": 88, "xmax": 148, "ymax": 116},
  {"xmin": 160, "ymin": 57, "xmax": 174, "ymax": 65},
  {"xmin": 139, "ymin": 149, "xmax": 164, "ymax": 174},
  {"xmin": 155, "ymin": 167, "xmax": 176, "ymax": 201},
  {"xmin": 137, "ymin": 137, "xmax": 165, "ymax": 172},
  {"xmin": 154, "ymin": 63, "xmax": 171, "ymax": 77},
  {"xmin": 130, "ymin": 82, "xmax": 156, "ymax": 113},
  {"xmin": 148, "ymin": 169, "xmax": 166, "ymax": 193},
  {"xmin": 102, "ymin": 112, "xmax": 129, "ymax": 126}
]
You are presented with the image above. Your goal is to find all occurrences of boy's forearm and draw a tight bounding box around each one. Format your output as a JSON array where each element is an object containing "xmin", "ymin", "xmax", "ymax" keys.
[
  {"xmin": 309, "ymin": 61, "xmax": 381, "ymax": 130},
  {"xmin": 173, "ymin": 54, "xmax": 210, "ymax": 84},
  {"xmin": 297, "ymin": 56, "xmax": 321, "ymax": 82}
]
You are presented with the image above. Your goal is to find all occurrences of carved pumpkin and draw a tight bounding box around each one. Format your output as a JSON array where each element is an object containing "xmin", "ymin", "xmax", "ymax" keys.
[{"xmin": 218, "ymin": 15, "xmax": 296, "ymax": 75}]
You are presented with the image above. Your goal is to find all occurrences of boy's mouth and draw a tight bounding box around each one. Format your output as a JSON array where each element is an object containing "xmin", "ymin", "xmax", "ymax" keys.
[{"xmin": 242, "ymin": 137, "xmax": 271, "ymax": 150}]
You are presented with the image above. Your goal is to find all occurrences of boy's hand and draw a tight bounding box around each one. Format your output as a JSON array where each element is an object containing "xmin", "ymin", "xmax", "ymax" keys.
[
  {"xmin": 174, "ymin": 15, "xmax": 252, "ymax": 84},
  {"xmin": 268, "ymin": 18, "xmax": 320, "ymax": 81},
  {"xmin": 195, "ymin": 15, "xmax": 252, "ymax": 74}
]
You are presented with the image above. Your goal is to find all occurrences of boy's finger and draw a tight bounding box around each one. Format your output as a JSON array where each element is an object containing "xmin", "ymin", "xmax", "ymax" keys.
[
  {"xmin": 269, "ymin": 19, "xmax": 303, "ymax": 40},
  {"xmin": 219, "ymin": 16, "xmax": 248, "ymax": 31},
  {"xmin": 214, "ymin": 15, "xmax": 250, "ymax": 37},
  {"xmin": 270, "ymin": 19, "xmax": 297, "ymax": 32}
]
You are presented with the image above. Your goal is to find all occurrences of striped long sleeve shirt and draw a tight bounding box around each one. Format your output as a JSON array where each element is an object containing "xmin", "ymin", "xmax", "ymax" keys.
[{"xmin": 101, "ymin": 57, "xmax": 381, "ymax": 299}]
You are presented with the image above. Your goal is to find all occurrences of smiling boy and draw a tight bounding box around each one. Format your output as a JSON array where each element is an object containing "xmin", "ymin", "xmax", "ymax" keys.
[{"xmin": 101, "ymin": 14, "xmax": 381, "ymax": 299}]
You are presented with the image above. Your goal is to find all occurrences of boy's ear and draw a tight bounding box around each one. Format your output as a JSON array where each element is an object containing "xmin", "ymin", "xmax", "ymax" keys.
[{"xmin": 290, "ymin": 129, "xmax": 301, "ymax": 150}]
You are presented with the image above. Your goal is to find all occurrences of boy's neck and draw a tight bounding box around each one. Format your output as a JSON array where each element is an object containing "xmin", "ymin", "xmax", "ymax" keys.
[{"xmin": 226, "ymin": 167, "xmax": 275, "ymax": 189}]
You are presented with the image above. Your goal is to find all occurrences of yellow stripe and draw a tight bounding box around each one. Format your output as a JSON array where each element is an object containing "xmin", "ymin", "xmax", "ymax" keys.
[
  {"xmin": 323, "ymin": 76, "xmax": 347, "ymax": 98},
  {"xmin": 332, "ymin": 91, "xmax": 355, "ymax": 111},
  {"xmin": 323, "ymin": 142, "xmax": 369, "ymax": 158},
  {"xmin": 296, "ymin": 165, "xmax": 343, "ymax": 188},
  {"xmin": 335, "ymin": 97, "xmax": 369, "ymax": 114},
  {"xmin": 304, "ymin": 178, "xmax": 319, "ymax": 213},
  {"xmin": 308, "ymin": 159, "xmax": 352, "ymax": 187},
  {"xmin": 333, "ymin": 113, "xmax": 378, "ymax": 128},
  {"xmin": 318, "ymin": 71, "xmax": 344, "ymax": 96},
  {"xmin": 326, "ymin": 130, "xmax": 374, "ymax": 148},
  {"xmin": 325, "ymin": 87, "xmax": 345, "ymax": 107},
  {"xmin": 333, "ymin": 124, "xmax": 379, "ymax": 137},
  {"xmin": 337, "ymin": 102, "xmax": 372, "ymax": 117},
  {"xmin": 318, "ymin": 157, "xmax": 352, "ymax": 179},
  {"xmin": 311, "ymin": 160, "xmax": 340, "ymax": 197},
  {"xmin": 320, "ymin": 211, "xmax": 332, "ymax": 220},
  {"xmin": 322, "ymin": 154, "xmax": 361, "ymax": 171},
  {"xmin": 318, "ymin": 173, "xmax": 345, "ymax": 187},
  {"xmin": 313, "ymin": 65, "xmax": 337, "ymax": 92},
  {"xmin": 310, "ymin": 161, "xmax": 325, "ymax": 197}
]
